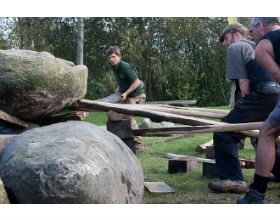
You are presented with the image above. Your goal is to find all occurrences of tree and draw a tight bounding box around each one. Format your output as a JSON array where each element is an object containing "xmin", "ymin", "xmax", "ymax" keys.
[{"xmin": 76, "ymin": 17, "xmax": 84, "ymax": 65}]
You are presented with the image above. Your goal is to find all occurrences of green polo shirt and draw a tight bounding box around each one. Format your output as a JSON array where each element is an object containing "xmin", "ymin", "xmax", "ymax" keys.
[{"xmin": 112, "ymin": 60, "xmax": 144, "ymax": 97}]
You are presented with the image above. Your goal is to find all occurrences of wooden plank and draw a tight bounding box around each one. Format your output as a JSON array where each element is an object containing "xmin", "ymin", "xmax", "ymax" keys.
[
  {"xmin": 195, "ymin": 139, "xmax": 213, "ymax": 152},
  {"xmin": 240, "ymin": 159, "xmax": 255, "ymax": 169},
  {"xmin": 129, "ymin": 104, "xmax": 227, "ymax": 119},
  {"xmin": 35, "ymin": 112, "xmax": 85, "ymax": 126},
  {"xmin": 144, "ymin": 182, "xmax": 175, "ymax": 194},
  {"xmin": 155, "ymin": 105, "xmax": 230, "ymax": 114},
  {"xmin": 76, "ymin": 99, "xmax": 280, "ymax": 142},
  {"xmin": 77, "ymin": 99, "xmax": 216, "ymax": 126},
  {"xmin": 106, "ymin": 119, "xmax": 133, "ymax": 139},
  {"xmin": 0, "ymin": 109, "xmax": 39, "ymax": 128},
  {"xmin": 164, "ymin": 153, "xmax": 255, "ymax": 169},
  {"xmin": 133, "ymin": 122, "xmax": 263, "ymax": 136},
  {"xmin": 164, "ymin": 153, "xmax": 215, "ymax": 163},
  {"xmin": 143, "ymin": 134, "xmax": 194, "ymax": 147},
  {"xmin": 145, "ymin": 100, "xmax": 197, "ymax": 106}
]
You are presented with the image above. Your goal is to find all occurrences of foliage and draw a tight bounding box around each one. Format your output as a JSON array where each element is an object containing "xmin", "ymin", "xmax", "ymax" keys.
[{"xmin": 0, "ymin": 17, "xmax": 254, "ymax": 106}]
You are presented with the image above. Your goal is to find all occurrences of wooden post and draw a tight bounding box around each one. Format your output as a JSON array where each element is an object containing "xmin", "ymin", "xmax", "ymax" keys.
[
  {"xmin": 203, "ymin": 161, "xmax": 218, "ymax": 178},
  {"xmin": 168, "ymin": 156, "xmax": 197, "ymax": 173},
  {"xmin": 106, "ymin": 111, "xmax": 136, "ymax": 154}
]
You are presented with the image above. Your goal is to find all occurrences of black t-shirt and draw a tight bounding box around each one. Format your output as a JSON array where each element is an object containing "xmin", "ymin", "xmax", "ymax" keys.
[{"xmin": 263, "ymin": 29, "xmax": 280, "ymax": 66}]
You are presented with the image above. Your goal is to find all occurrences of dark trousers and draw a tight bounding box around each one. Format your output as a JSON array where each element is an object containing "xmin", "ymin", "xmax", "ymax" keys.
[{"xmin": 214, "ymin": 89, "xmax": 280, "ymax": 181}]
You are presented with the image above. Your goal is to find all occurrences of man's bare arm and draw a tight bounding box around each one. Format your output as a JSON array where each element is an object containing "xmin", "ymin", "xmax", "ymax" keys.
[
  {"xmin": 256, "ymin": 39, "xmax": 280, "ymax": 84},
  {"xmin": 239, "ymin": 78, "xmax": 250, "ymax": 97},
  {"xmin": 121, "ymin": 79, "xmax": 141, "ymax": 101}
]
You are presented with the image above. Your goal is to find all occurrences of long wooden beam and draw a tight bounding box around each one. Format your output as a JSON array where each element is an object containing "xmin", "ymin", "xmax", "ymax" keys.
[
  {"xmin": 129, "ymin": 104, "xmax": 227, "ymax": 119},
  {"xmin": 35, "ymin": 112, "xmax": 85, "ymax": 126},
  {"xmin": 145, "ymin": 100, "xmax": 197, "ymax": 106},
  {"xmin": 155, "ymin": 105, "xmax": 230, "ymax": 114},
  {"xmin": 0, "ymin": 109, "xmax": 39, "ymax": 128},
  {"xmin": 77, "ymin": 99, "xmax": 220, "ymax": 126},
  {"xmin": 133, "ymin": 122, "xmax": 263, "ymax": 136}
]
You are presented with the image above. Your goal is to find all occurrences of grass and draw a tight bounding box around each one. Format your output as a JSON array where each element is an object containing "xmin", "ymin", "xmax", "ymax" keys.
[{"xmin": 84, "ymin": 109, "xmax": 280, "ymax": 204}]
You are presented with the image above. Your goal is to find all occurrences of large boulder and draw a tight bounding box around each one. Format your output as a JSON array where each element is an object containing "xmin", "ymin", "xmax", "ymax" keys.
[
  {"xmin": 139, "ymin": 118, "xmax": 175, "ymax": 129},
  {"xmin": 0, "ymin": 121, "xmax": 144, "ymax": 204},
  {"xmin": 0, "ymin": 178, "xmax": 10, "ymax": 204},
  {"xmin": 0, "ymin": 49, "xmax": 88, "ymax": 120}
]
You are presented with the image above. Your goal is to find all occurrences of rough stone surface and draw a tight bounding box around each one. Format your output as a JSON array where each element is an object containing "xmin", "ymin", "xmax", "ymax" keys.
[
  {"xmin": 139, "ymin": 118, "xmax": 174, "ymax": 129},
  {"xmin": 0, "ymin": 177, "xmax": 10, "ymax": 204},
  {"xmin": 0, "ymin": 49, "xmax": 88, "ymax": 120},
  {"xmin": 0, "ymin": 121, "xmax": 144, "ymax": 204}
]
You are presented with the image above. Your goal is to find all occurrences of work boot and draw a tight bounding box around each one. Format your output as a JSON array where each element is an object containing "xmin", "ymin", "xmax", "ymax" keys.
[
  {"xmin": 208, "ymin": 179, "xmax": 247, "ymax": 193},
  {"xmin": 237, "ymin": 188, "xmax": 265, "ymax": 204},
  {"xmin": 135, "ymin": 144, "xmax": 144, "ymax": 154}
]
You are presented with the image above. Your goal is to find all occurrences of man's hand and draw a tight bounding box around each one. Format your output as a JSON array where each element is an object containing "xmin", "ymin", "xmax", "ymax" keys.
[
  {"xmin": 121, "ymin": 79, "xmax": 141, "ymax": 101},
  {"xmin": 121, "ymin": 92, "xmax": 127, "ymax": 101}
]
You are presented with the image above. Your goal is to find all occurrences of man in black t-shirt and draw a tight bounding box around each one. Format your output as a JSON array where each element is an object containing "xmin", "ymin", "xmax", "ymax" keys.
[{"xmin": 238, "ymin": 17, "xmax": 280, "ymax": 204}]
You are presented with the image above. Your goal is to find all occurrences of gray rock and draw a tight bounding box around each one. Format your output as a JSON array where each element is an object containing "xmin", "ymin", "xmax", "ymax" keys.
[
  {"xmin": 0, "ymin": 49, "xmax": 88, "ymax": 120},
  {"xmin": 139, "ymin": 118, "xmax": 175, "ymax": 129},
  {"xmin": 0, "ymin": 121, "xmax": 144, "ymax": 204},
  {"xmin": 0, "ymin": 177, "xmax": 10, "ymax": 204}
]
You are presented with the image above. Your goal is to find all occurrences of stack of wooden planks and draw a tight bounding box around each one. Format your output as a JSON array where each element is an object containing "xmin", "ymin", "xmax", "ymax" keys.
[{"xmin": 75, "ymin": 99, "xmax": 273, "ymax": 141}]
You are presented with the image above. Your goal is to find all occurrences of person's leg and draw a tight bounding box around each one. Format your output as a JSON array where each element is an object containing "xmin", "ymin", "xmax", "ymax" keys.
[
  {"xmin": 210, "ymin": 92, "xmax": 278, "ymax": 193},
  {"xmin": 125, "ymin": 94, "xmax": 146, "ymax": 149},
  {"xmin": 214, "ymin": 132, "xmax": 245, "ymax": 181},
  {"xmin": 237, "ymin": 104, "xmax": 280, "ymax": 203},
  {"xmin": 255, "ymin": 122, "xmax": 280, "ymax": 179}
]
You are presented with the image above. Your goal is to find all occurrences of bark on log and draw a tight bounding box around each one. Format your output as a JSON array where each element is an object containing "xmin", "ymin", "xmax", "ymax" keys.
[
  {"xmin": 195, "ymin": 139, "xmax": 214, "ymax": 152},
  {"xmin": 164, "ymin": 153, "xmax": 255, "ymax": 169},
  {"xmin": 156, "ymin": 105, "xmax": 230, "ymax": 115},
  {"xmin": 164, "ymin": 153, "xmax": 215, "ymax": 163},
  {"xmin": 129, "ymin": 104, "xmax": 227, "ymax": 119},
  {"xmin": 0, "ymin": 109, "xmax": 39, "ymax": 128},
  {"xmin": 132, "ymin": 122, "xmax": 263, "ymax": 136},
  {"xmin": 145, "ymin": 100, "xmax": 197, "ymax": 106},
  {"xmin": 35, "ymin": 112, "xmax": 85, "ymax": 126}
]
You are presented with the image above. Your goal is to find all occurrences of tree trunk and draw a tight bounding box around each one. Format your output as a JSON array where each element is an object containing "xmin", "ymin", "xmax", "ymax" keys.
[{"xmin": 76, "ymin": 17, "xmax": 84, "ymax": 65}]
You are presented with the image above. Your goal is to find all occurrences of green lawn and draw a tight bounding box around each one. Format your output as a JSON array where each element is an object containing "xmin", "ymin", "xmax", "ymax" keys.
[{"xmin": 84, "ymin": 109, "xmax": 280, "ymax": 204}]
